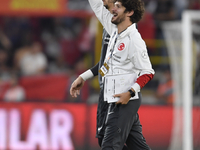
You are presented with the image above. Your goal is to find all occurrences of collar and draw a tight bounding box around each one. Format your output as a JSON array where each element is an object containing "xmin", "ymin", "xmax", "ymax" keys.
[{"xmin": 117, "ymin": 23, "xmax": 136, "ymax": 39}]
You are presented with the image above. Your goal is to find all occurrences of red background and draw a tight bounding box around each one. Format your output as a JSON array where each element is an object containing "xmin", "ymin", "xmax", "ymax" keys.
[{"xmin": 1, "ymin": 103, "xmax": 200, "ymax": 150}]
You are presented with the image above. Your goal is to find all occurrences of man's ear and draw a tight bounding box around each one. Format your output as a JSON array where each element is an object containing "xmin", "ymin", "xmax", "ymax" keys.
[{"xmin": 127, "ymin": 10, "xmax": 134, "ymax": 17}]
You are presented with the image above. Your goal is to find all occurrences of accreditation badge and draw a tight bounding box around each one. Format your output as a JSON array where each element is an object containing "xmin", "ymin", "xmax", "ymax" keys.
[{"xmin": 99, "ymin": 62, "xmax": 110, "ymax": 77}]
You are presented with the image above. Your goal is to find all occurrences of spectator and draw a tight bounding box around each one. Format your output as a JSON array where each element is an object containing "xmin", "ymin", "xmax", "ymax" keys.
[
  {"xmin": 4, "ymin": 74, "xmax": 25, "ymax": 102},
  {"xmin": 18, "ymin": 42, "xmax": 47, "ymax": 76}
]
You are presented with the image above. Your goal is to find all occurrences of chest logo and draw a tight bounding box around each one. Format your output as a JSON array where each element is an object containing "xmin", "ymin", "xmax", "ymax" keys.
[{"xmin": 117, "ymin": 43, "xmax": 125, "ymax": 51}]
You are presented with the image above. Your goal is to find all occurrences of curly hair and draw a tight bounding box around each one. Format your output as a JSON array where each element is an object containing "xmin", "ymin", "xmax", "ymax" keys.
[{"xmin": 117, "ymin": 0, "xmax": 145, "ymax": 23}]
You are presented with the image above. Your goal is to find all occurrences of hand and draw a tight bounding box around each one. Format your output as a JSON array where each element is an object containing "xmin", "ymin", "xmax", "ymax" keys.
[
  {"xmin": 113, "ymin": 92, "xmax": 131, "ymax": 105},
  {"xmin": 70, "ymin": 76, "xmax": 85, "ymax": 98}
]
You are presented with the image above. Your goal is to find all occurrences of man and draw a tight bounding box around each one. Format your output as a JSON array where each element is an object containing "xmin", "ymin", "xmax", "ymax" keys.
[{"xmin": 70, "ymin": 0, "xmax": 155, "ymax": 149}]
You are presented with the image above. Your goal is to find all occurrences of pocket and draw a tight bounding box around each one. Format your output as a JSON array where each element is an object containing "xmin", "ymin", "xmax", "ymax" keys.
[{"xmin": 105, "ymin": 103, "xmax": 118, "ymax": 125}]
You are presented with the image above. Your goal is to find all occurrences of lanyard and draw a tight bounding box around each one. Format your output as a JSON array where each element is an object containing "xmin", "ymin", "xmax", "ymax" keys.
[{"xmin": 105, "ymin": 32, "xmax": 119, "ymax": 64}]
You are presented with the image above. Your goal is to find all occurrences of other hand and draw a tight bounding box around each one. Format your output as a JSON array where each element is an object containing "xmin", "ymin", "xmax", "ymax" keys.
[
  {"xmin": 70, "ymin": 76, "xmax": 85, "ymax": 98},
  {"xmin": 113, "ymin": 92, "xmax": 131, "ymax": 105}
]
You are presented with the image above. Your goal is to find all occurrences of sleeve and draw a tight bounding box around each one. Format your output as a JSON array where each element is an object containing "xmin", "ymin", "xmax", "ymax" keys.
[
  {"xmin": 129, "ymin": 35, "xmax": 155, "ymax": 92},
  {"xmin": 88, "ymin": 0, "xmax": 115, "ymax": 35},
  {"xmin": 135, "ymin": 74, "xmax": 154, "ymax": 89},
  {"xmin": 90, "ymin": 62, "xmax": 99, "ymax": 76}
]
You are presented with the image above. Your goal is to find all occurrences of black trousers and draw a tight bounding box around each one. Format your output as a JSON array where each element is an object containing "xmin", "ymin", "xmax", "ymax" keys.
[{"xmin": 100, "ymin": 94, "xmax": 151, "ymax": 150}]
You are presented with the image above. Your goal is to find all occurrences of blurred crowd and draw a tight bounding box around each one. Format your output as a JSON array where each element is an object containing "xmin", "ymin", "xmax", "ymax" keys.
[{"xmin": 0, "ymin": 0, "xmax": 199, "ymax": 104}]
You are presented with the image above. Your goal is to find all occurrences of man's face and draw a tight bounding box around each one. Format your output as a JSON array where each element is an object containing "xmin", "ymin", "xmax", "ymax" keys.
[
  {"xmin": 102, "ymin": 0, "xmax": 115, "ymax": 9},
  {"xmin": 111, "ymin": 1, "xmax": 126, "ymax": 25}
]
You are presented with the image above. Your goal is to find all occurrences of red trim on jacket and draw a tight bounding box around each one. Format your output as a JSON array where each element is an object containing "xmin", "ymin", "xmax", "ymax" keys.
[{"xmin": 136, "ymin": 74, "xmax": 154, "ymax": 89}]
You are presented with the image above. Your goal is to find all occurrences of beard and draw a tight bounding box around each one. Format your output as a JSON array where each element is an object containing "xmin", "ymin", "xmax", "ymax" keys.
[{"xmin": 111, "ymin": 13, "xmax": 126, "ymax": 25}]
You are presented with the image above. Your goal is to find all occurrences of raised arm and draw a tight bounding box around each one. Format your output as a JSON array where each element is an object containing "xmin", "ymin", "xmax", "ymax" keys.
[{"xmin": 88, "ymin": 0, "xmax": 115, "ymax": 35}]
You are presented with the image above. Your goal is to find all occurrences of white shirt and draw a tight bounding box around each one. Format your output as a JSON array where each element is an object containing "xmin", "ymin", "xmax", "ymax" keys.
[{"xmin": 20, "ymin": 52, "xmax": 47, "ymax": 76}]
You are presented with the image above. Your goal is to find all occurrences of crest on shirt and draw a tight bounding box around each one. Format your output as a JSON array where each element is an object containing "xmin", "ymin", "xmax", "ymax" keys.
[
  {"xmin": 141, "ymin": 51, "xmax": 148, "ymax": 59},
  {"xmin": 117, "ymin": 43, "xmax": 125, "ymax": 51}
]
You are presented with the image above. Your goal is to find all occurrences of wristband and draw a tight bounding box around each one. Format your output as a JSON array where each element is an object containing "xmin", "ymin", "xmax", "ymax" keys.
[
  {"xmin": 131, "ymin": 83, "xmax": 141, "ymax": 93},
  {"xmin": 80, "ymin": 70, "xmax": 94, "ymax": 81}
]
